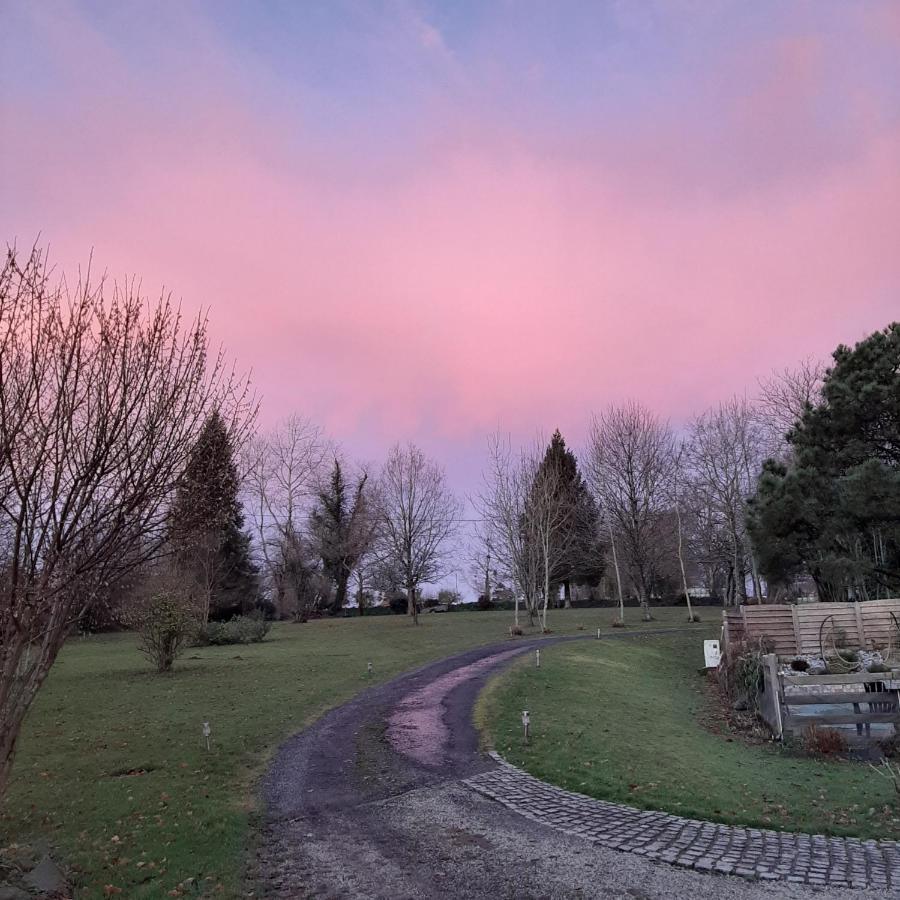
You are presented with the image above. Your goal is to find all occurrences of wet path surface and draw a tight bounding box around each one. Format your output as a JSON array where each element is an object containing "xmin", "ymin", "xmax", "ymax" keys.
[{"xmin": 252, "ymin": 632, "xmax": 892, "ymax": 899}]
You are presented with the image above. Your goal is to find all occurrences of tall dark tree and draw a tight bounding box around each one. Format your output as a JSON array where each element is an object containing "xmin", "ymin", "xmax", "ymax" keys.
[
  {"xmin": 310, "ymin": 460, "xmax": 373, "ymax": 614},
  {"xmin": 529, "ymin": 430, "xmax": 602, "ymax": 608},
  {"xmin": 749, "ymin": 324, "xmax": 900, "ymax": 601},
  {"xmin": 170, "ymin": 410, "xmax": 258, "ymax": 621}
]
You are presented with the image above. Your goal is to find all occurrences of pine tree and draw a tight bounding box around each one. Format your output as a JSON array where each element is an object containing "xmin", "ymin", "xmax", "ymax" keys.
[
  {"xmin": 170, "ymin": 411, "xmax": 258, "ymax": 621},
  {"xmin": 529, "ymin": 430, "xmax": 602, "ymax": 609},
  {"xmin": 749, "ymin": 323, "xmax": 900, "ymax": 600}
]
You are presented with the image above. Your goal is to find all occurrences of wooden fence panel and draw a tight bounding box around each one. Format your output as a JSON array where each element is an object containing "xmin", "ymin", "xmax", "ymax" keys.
[{"xmin": 722, "ymin": 599, "xmax": 900, "ymax": 658}]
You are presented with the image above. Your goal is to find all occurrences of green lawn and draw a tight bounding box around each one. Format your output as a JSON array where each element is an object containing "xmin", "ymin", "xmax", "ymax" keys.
[
  {"xmin": 477, "ymin": 631, "xmax": 900, "ymax": 841},
  {"xmin": 1, "ymin": 606, "xmax": 692, "ymax": 899}
]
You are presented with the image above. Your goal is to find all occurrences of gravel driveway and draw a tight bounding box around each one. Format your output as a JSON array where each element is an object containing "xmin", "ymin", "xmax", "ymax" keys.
[{"xmin": 251, "ymin": 633, "xmax": 892, "ymax": 899}]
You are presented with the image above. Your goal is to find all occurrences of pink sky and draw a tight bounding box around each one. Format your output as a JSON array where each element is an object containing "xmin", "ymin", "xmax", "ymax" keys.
[{"xmin": 2, "ymin": 2, "xmax": 899, "ymax": 496}]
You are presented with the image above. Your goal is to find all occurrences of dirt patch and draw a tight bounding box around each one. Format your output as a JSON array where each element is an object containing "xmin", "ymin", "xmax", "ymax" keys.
[{"xmin": 698, "ymin": 672, "xmax": 774, "ymax": 746}]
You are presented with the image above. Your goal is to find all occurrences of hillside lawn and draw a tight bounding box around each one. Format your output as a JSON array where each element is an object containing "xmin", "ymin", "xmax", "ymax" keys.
[
  {"xmin": 477, "ymin": 631, "xmax": 900, "ymax": 842},
  {"xmin": 0, "ymin": 606, "xmax": 693, "ymax": 899}
]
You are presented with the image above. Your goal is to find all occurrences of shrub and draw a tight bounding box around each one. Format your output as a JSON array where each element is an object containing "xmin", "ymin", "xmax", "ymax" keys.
[
  {"xmin": 802, "ymin": 724, "xmax": 848, "ymax": 756},
  {"xmin": 610, "ymin": 618, "xmax": 625, "ymax": 628},
  {"xmin": 879, "ymin": 733, "xmax": 900, "ymax": 758},
  {"xmin": 138, "ymin": 589, "xmax": 195, "ymax": 673},
  {"xmin": 388, "ymin": 595, "xmax": 409, "ymax": 615},
  {"xmin": 476, "ymin": 593, "xmax": 492, "ymax": 611},
  {"xmin": 509, "ymin": 625, "xmax": 523, "ymax": 636},
  {"xmin": 718, "ymin": 636, "xmax": 771, "ymax": 713},
  {"xmin": 687, "ymin": 613, "xmax": 702, "ymax": 623},
  {"xmin": 194, "ymin": 614, "xmax": 271, "ymax": 646}
]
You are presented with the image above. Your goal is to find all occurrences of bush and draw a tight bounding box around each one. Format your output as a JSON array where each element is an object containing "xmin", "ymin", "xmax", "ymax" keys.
[
  {"xmin": 802, "ymin": 724, "xmax": 848, "ymax": 756},
  {"xmin": 476, "ymin": 593, "xmax": 492, "ymax": 611},
  {"xmin": 718, "ymin": 637, "xmax": 771, "ymax": 713},
  {"xmin": 879, "ymin": 733, "xmax": 900, "ymax": 758},
  {"xmin": 194, "ymin": 614, "xmax": 271, "ymax": 646},
  {"xmin": 138, "ymin": 589, "xmax": 195, "ymax": 673},
  {"xmin": 509, "ymin": 625, "xmax": 523, "ymax": 636},
  {"xmin": 610, "ymin": 618, "xmax": 625, "ymax": 628},
  {"xmin": 687, "ymin": 613, "xmax": 702, "ymax": 623},
  {"xmin": 388, "ymin": 595, "xmax": 409, "ymax": 615}
]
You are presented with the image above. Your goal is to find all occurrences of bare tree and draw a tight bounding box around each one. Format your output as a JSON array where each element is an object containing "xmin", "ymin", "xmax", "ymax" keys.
[
  {"xmin": 271, "ymin": 525, "xmax": 327, "ymax": 622},
  {"xmin": 672, "ymin": 444, "xmax": 696, "ymax": 622},
  {"xmin": 586, "ymin": 402, "xmax": 676, "ymax": 621},
  {"xmin": 757, "ymin": 358, "xmax": 825, "ymax": 453},
  {"xmin": 686, "ymin": 397, "xmax": 766, "ymax": 605},
  {"xmin": 465, "ymin": 519, "xmax": 495, "ymax": 607},
  {"xmin": 375, "ymin": 443, "xmax": 460, "ymax": 625},
  {"xmin": 0, "ymin": 244, "xmax": 252, "ymax": 799},
  {"xmin": 475, "ymin": 434, "xmax": 542, "ymax": 627},
  {"xmin": 243, "ymin": 416, "xmax": 330, "ymax": 618}
]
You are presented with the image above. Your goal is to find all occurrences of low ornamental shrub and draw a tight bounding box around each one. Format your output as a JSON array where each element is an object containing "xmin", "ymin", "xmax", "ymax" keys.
[
  {"xmin": 717, "ymin": 635, "xmax": 773, "ymax": 713},
  {"xmin": 388, "ymin": 595, "xmax": 409, "ymax": 615},
  {"xmin": 802, "ymin": 724, "xmax": 848, "ymax": 756},
  {"xmin": 194, "ymin": 614, "xmax": 271, "ymax": 646},
  {"xmin": 138, "ymin": 589, "xmax": 195, "ymax": 673}
]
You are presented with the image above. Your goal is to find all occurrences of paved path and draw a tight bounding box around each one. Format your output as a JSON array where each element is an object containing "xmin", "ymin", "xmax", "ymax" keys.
[
  {"xmin": 252, "ymin": 632, "xmax": 898, "ymax": 898},
  {"xmin": 468, "ymin": 754, "xmax": 899, "ymax": 891}
]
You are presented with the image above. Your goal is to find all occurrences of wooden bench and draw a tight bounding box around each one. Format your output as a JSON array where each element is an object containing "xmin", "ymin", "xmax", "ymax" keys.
[{"xmin": 781, "ymin": 671, "xmax": 900, "ymax": 745}]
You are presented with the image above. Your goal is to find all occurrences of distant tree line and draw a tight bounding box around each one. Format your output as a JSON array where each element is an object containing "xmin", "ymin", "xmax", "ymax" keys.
[{"xmin": 477, "ymin": 325, "xmax": 900, "ymax": 617}]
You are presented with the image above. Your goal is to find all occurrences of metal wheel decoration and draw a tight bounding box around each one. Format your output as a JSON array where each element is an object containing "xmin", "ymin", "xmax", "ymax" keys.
[
  {"xmin": 818, "ymin": 614, "xmax": 860, "ymax": 673},
  {"xmin": 880, "ymin": 612, "xmax": 900, "ymax": 668}
]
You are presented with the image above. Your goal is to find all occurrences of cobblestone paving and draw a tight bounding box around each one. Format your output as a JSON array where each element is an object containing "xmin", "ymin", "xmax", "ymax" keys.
[{"xmin": 466, "ymin": 754, "xmax": 900, "ymax": 891}]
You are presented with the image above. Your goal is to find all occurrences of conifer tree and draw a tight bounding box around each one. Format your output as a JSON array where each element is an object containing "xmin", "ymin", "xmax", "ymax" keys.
[
  {"xmin": 749, "ymin": 323, "xmax": 900, "ymax": 600},
  {"xmin": 527, "ymin": 430, "xmax": 602, "ymax": 613},
  {"xmin": 170, "ymin": 411, "xmax": 258, "ymax": 621}
]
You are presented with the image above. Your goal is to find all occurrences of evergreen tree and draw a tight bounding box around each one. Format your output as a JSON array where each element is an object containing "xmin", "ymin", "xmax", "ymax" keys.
[
  {"xmin": 170, "ymin": 411, "xmax": 258, "ymax": 621},
  {"xmin": 530, "ymin": 430, "xmax": 603, "ymax": 608},
  {"xmin": 310, "ymin": 460, "xmax": 372, "ymax": 613},
  {"xmin": 749, "ymin": 323, "xmax": 900, "ymax": 600}
]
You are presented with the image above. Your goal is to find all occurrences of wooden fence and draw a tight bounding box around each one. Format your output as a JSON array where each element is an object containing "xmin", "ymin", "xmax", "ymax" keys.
[
  {"xmin": 760, "ymin": 654, "xmax": 900, "ymax": 746},
  {"xmin": 722, "ymin": 598, "xmax": 900, "ymax": 658}
]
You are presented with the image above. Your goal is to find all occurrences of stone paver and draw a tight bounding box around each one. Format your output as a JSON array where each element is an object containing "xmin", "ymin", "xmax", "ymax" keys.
[{"xmin": 466, "ymin": 753, "xmax": 900, "ymax": 891}]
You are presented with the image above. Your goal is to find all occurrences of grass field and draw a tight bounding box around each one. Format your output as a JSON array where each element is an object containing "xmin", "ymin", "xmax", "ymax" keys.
[
  {"xmin": 1, "ymin": 606, "xmax": 693, "ymax": 898},
  {"xmin": 477, "ymin": 631, "xmax": 900, "ymax": 840}
]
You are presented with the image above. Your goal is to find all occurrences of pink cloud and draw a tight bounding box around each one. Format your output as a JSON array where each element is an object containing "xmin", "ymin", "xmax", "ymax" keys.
[{"xmin": 3, "ymin": 3, "xmax": 899, "ymax": 478}]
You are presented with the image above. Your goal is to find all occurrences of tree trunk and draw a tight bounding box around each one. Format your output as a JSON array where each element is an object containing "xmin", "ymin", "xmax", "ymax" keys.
[
  {"xmin": 675, "ymin": 501, "xmax": 694, "ymax": 622},
  {"xmin": 334, "ymin": 573, "xmax": 349, "ymax": 614},
  {"xmin": 407, "ymin": 584, "xmax": 418, "ymax": 625},
  {"xmin": 563, "ymin": 580, "xmax": 572, "ymax": 609},
  {"xmin": 356, "ymin": 571, "xmax": 365, "ymax": 615},
  {"xmin": 748, "ymin": 549, "xmax": 763, "ymax": 604},
  {"xmin": 542, "ymin": 564, "xmax": 550, "ymax": 631},
  {"xmin": 638, "ymin": 581, "xmax": 652, "ymax": 621},
  {"xmin": 0, "ymin": 722, "xmax": 18, "ymax": 803},
  {"xmin": 609, "ymin": 526, "xmax": 625, "ymax": 625}
]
